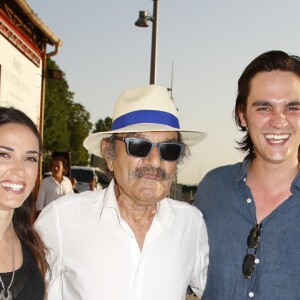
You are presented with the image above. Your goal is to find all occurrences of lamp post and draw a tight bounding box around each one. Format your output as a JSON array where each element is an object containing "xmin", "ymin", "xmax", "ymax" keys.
[{"xmin": 135, "ymin": 0, "xmax": 159, "ymax": 84}]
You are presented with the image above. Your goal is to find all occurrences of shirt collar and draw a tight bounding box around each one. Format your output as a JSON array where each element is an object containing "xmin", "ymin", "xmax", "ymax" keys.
[
  {"xmin": 154, "ymin": 198, "xmax": 175, "ymax": 227},
  {"xmin": 234, "ymin": 156, "xmax": 251, "ymax": 184},
  {"xmin": 291, "ymin": 169, "xmax": 300, "ymax": 191},
  {"xmin": 99, "ymin": 180, "xmax": 121, "ymax": 222}
]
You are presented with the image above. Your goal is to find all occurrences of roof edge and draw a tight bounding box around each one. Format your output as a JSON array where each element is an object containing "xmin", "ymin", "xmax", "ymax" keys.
[{"xmin": 15, "ymin": 0, "xmax": 62, "ymax": 57}]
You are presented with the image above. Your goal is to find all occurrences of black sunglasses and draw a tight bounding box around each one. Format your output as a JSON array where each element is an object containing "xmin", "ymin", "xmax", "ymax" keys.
[
  {"xmin": 242, "ymin": 223, "xmax": 262, "ymax": 279},
  {"xmin": 115, "ymin": 136, "xmax": 184, "ymax": 161}
]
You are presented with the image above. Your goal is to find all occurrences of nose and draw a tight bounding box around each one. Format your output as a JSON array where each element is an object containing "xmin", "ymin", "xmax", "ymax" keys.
[
  {"xmin": 144, "ymin": 145, "xmax": 161, "ymax": 168},
  {"xmin": 269, "ymin": 110, "xmax": 288, "ymax": 129},
  {"xmin": 11, "ymin": 159, "xmax": 25, "ymax": 175}
]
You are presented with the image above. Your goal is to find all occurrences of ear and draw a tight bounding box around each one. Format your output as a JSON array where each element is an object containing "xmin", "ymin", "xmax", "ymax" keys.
[{"xmin": 239, "ymin": 110, "xmax": 247, "ymax": 128}]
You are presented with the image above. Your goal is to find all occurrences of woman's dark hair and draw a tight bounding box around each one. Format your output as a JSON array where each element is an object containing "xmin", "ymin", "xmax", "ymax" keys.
[
  {"xmin": 234, "ymin": 50, "xmax": 300, "ymax": 159},
  {"xmin": 0, "ymin": 107, "xmax": 48, "ymax": 278}
]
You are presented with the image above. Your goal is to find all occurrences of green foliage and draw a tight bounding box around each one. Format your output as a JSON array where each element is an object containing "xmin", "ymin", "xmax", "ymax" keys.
[
  {"xmin": 42, "ymin": 58, "xmax": 93, "ymax": 171},
  {"xmin": 93, "ymin": 117, "xmax": 112, "ymax": 133},
  {"xmin": 68, "ymin": 102, "xmax": 92, "ymax": 164},
  {"xmin": 90, "ymin": 117, "xmax": 112, "ymax": 168}
]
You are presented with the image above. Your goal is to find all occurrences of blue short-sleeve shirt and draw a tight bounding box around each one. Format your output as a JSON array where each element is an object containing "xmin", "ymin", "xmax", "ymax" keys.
[{"xmin": 196, "ymin": 158, "xmax": 300, "ymax": 300}]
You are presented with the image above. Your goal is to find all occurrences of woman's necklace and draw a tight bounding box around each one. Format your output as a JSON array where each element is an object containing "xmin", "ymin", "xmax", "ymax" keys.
[{"xmin": 0, "ymin": 224, "xmax": 15, "ymax": 300}]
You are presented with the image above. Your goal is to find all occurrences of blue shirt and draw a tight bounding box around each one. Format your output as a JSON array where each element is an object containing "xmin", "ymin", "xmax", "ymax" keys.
[{"xmin": 196, "ymin": 158, "xmax": 300, "ymax": 300}]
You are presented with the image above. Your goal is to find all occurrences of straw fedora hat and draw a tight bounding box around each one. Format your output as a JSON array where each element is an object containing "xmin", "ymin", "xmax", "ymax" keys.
[{"xmin": 84, "ymin": 84, "xmax": 207, "ymax": 157}]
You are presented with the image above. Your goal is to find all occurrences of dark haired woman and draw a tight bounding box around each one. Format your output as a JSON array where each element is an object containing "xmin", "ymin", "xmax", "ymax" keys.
[{"xmin": 0, "ymin": 107, "xmax": 47, "ymax": 300}]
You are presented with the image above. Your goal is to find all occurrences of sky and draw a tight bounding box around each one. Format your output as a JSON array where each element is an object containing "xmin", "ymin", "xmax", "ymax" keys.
[{"xmin": 26, "ymin": 0, "xmax": 300, "ymax": 185}]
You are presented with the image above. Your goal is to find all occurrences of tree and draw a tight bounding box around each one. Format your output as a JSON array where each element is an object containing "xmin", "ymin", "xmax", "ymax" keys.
[
  {"xmin": 43, "ymin": 59, "xmax": 72, "ymax": 153},
  {"xmin": 42, "ymin": 58, "xmax": 93, "ymax": 172},
  {"xmin": 90, "ymin": 117, "xmax": 112, "ymax": 168},
  {"xmin": 93, "ymin": 117, "xmax": 112, "ymax": 133},
  {"xmin": 68, "ymin": 102, "xmax": 92, "ymax": 165}
]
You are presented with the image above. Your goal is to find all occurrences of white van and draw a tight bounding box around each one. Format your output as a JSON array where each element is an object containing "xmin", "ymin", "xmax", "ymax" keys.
[{"xmin": 70, "ymin": 166, "xmax": 107, "ymax": 192}]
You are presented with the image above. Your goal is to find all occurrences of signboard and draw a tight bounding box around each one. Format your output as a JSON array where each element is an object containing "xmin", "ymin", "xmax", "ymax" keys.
[{"xmin": 0, "ymin": 20, "xmax": 42, "ymax": 127}]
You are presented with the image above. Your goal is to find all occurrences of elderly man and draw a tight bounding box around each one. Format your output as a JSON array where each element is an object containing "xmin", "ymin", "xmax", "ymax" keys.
[{"xmin": 36, "ymin": 85, "xmax": 209, "ymax": 300}]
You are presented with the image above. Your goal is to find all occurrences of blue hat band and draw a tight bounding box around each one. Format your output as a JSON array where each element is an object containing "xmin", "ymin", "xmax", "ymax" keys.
[{"xmin": 112, "ymin": 110, "xmax": 180, "ymax": 130}]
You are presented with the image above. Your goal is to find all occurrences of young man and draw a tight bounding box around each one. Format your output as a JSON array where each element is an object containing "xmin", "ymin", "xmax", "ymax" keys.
[
  {"xmin": 36, "ymin": 157, "xmax": 73, "ymax": 212},
  {"xmin": 36, "ymin": 85, "xmax": 209, "ymax": 300},
  {"xmin": 196, "ymin": 50, "xmax": 300, "ymax": 299}
]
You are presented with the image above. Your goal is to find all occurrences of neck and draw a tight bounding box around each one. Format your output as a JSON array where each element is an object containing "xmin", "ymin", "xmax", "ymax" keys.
[
  {"xmin": 117, "ymin": 196, "xmax": 157, "ymax": 250},
  {"xmin": 53, "ymin": 174, "xmax": 63, "ymax": 182},
  {"xmin": 0, "ymin": 220, "xmax": 13, "ymax": 242},
  {"xmin": 0, "ymin": 213, "xmax": 14, "ymax": 241},
  {"xmin": 118, "ymin": 196, "xmax": 158, "ymax": 220},
  {"xmin": 249, "ymin": 157, "xmax": 299, "ymax": 184}
]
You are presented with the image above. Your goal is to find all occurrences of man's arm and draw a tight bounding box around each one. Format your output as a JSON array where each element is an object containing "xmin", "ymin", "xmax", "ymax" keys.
[{"xmin": 189, "ymin": 213, "xmax": 209, "ymax": 298}]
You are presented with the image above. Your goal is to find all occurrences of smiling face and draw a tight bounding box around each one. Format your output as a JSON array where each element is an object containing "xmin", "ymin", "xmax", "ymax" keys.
[
  {"xmin": 239, "ymin": 71, "xmax": 300, "ymax": 165},
  {"xmin": 105, "ymin": 131, "xmax": 178, "ymax": 206},
  {"xmin": 0, "ymin": 123, "xmax": 39, "ymax": 211}
]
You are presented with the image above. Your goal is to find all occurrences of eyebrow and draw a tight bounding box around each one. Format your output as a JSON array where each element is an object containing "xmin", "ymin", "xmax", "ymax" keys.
[
  {"xmin": 286, "ymin": 101, "xmax": 300, "ymax": 107},
  {"xmin": 0, "ymin": 145, "xmax": 39, "ymax": 155},
  {"xmin": 252, "ymin": 100, "xmax": 272, "ymax": 107},
  {"xmin": 252, "ymin": 100, "xmax": 300, "ymax": 107}
]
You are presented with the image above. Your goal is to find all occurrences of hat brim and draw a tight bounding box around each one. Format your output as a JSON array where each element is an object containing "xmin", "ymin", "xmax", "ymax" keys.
[{"xmin": 83, "ymin": 124, "xmax": 207, "ymax": 158}]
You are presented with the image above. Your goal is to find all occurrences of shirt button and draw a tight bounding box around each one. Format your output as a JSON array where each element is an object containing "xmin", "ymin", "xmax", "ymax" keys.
[
  {"xmin": 255, "ymin": 258, "xmax": 260, "ymax": 264},
  {"xmin": 246, "ymin": 198, "xmax": 252, "ymax": 204},
  {"xmin": 243, "ymin": 177, "xmax": 246, "ymax": 182},
  {"xmin": 249, "ymin": 292, "xmax": 254, "ymax": 297}
]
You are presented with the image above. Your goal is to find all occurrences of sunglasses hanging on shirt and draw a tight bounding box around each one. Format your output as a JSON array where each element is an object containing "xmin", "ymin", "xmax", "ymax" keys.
[{"xmin": 242, "ymin": 223, "xmax": 262, "ymax": 279}]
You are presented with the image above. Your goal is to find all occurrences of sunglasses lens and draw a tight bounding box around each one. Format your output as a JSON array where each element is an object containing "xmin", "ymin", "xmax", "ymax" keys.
[
  {"xmin": 242, "ymin": 254, "xmax": 255, "ymax": 279},
  {"xmin": 242, "ymin": 223, "xmax": 262, "ymax": 279},
  {"xmin": 123, "ymin": 138, "xmax": 183, "ymax": 161},
  {"xmin": 160, "ymin": 143, "xmax": 183, "ymax": 161},
  {"xmin": 247, "ymin": 224, "xmax": 261, "ymax": 248},
  {"xmin": 127, "ymin": 139, "xmax": 152, "ymax": 157}
]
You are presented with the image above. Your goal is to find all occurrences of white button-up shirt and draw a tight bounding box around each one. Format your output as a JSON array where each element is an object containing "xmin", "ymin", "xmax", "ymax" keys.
[
  {"xmin": 36, "ymin": 175, "xmax": 73, "ymax": 210},
  {"xmin": 35, "ymin": 180, "xmax": 209, "ymax": 300}
]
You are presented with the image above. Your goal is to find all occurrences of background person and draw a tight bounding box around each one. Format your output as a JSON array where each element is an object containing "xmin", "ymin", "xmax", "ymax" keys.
[
  {"xmin": 88, "ymin": 178, "xmax": 96, "ymax": 191},
  {"xmin": 196, "ymin": 50, "xmax": 300, "ymax": 299},
  {"xmin": 36, "ymin": 84, "xmax": 209, "ymax": 300},
  {"xmin": 36, "ymin": 156, "xmax": 73, "ymax": 212},
  {"xmin": 71, "ymin": 177, "xmax": 79, "ymax": 193},
  {"xmin": 0, "ymin": 107, "xmax": 48, "ymax": 299}
]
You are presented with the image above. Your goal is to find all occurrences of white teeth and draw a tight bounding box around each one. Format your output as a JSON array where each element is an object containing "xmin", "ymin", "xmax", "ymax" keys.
[
  {"xmin": 265, "ymin": 134, "xmax": 290, "ymax": 143},
  {"xmin": 1, "ymin": 182, "xmax": 24, "ymax": 191}
]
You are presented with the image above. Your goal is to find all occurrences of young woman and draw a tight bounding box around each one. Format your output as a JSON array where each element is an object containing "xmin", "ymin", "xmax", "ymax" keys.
[{"xmin": 0, "ymin": 107, "xmax": 48, "ymax": 300}]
